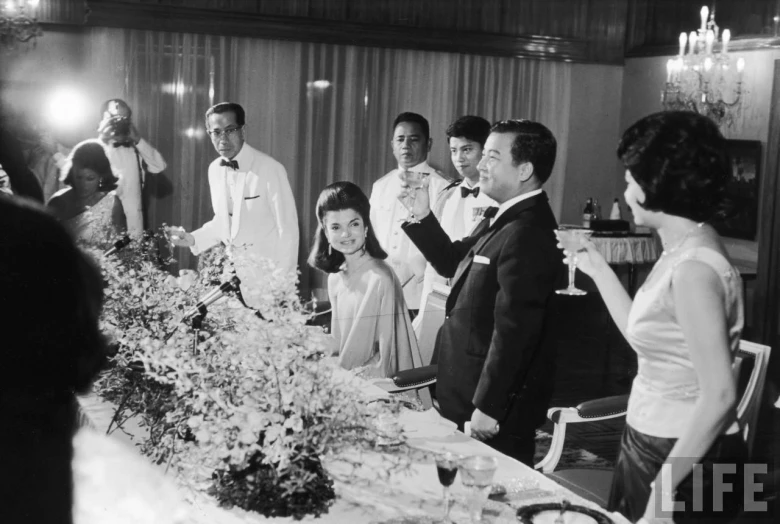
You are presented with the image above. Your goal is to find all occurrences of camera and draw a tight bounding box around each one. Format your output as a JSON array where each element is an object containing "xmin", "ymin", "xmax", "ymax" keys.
[
  {"xmin": 104, "ymin": 116, "xmax": 131, "ymax": 138},
  {"xmin": 100, "ymin": 100, "xmax": 132, "ymax": 139}
]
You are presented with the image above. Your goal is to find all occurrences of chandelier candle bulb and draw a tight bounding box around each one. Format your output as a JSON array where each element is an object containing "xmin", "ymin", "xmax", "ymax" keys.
[
  {"xmin": 679, "ymin": 32, "xmax": 688, "ymax": 56},
  {"xmin": 700, "ymin": 6, "xmax": 709, "ymax": 32},
  {"xmin": 705, "ymin": 29, "xmax": 715, "ymax": 55},
  {"xmin": 666, "ymin": 59, "xmax": 674, "ymax": 83},
  {"xmin": 689, "ymin": 31, "xmax": 698, "ymax": 55},
  {"xmin": 737, "ymin": 57, "xmax": 745, "ymax": 74},
  {"xmin": 722, "ymin": 29, "xmax": 731, "ymax": 54}
]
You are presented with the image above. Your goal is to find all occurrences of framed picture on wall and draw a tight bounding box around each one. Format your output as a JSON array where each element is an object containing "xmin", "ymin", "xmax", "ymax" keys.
[{"xmin": 711, "ymin": 139, "xmax": 762, "ymax": 241}]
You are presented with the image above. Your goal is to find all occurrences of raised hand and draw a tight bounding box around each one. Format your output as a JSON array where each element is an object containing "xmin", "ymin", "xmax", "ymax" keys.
[
  {"xmin": 164, "ymin": 225, "xmax": 195, "ymax": 248},
  {"xmin": 396, "ymin": 171, "xmax": 431, "ymax": 220},
  {"xmin": 554, "ymin": 231, "xmax": 607, "ymax": 278}
]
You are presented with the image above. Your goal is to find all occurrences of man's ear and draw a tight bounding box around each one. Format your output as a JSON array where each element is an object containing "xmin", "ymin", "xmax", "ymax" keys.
[
  {"xmin": 518, "ymin": 161, "xmax": 534, "ymax": 182},
  {"xmin": 426, "ymin": 138, "xmax": 433, "ymax": 153}
]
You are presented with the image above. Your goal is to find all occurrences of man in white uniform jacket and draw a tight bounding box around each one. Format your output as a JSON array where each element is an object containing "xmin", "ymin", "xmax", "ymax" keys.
[
  {"xmin": 369, "ymin": 112, "xmax": 449, "ymax": 313},
  {"xmin": 167, "ymin": 102, "xmax": 299, "ymax": 305}
]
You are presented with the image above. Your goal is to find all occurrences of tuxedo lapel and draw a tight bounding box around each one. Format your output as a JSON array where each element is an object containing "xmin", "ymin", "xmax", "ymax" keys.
[
  {"xmin": 448, "ymin": 216, "xmax": 492, "ymax": 290},
  {"xmin": 230, "ymin": 171, "xmax": 247, "ymax": 239},
  {"xmin": 446, "ymin": 193, "xmax": 548, "ymax": 309}
]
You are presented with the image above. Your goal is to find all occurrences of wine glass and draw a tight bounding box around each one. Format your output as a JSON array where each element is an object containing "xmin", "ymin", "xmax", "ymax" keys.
[
  {"xmin": 435, "ymin": 452, "xmax": 460, "ymax": 521},
  {"xmin": 459, "ymin": 455, "xmax": 499, "ymax": 523},
  {"xmin": 555, "ymin": 228, "xmax": 594, "ymax": 296}
]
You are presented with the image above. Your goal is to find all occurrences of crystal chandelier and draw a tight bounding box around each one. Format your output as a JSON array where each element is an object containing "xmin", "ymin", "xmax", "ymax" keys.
[
  {"xmin": 661, "ymin": 5, "xmax": 745, "ymax": 128},
  {"xmin": 0, "ymin": 0, "xmax": 42, "ymax": 50}
]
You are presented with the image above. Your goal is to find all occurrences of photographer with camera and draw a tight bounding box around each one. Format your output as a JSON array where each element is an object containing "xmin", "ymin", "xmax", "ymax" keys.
[{"xmin": 98, "ymin": 99, "xmax": 167, "ymax": 237}]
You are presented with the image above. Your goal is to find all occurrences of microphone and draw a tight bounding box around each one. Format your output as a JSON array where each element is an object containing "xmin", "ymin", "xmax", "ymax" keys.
[
  {"xmin": 103, "ymin": 235, "xmax": 132, "ymax": 257},
  {"xmin": 182, "ymin": 276, "xmax": 241, "ymax": 321}
]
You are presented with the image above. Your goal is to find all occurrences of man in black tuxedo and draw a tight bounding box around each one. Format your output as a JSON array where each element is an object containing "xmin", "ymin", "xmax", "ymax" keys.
[{"xmin": 399, "ymin": 119, "xmax": 562, "ymax": 465}]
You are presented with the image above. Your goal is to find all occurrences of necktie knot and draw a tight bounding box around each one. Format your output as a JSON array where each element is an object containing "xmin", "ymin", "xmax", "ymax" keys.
[
  {"xmin": 460, "ymin": 185, "xmax": 480, "ymax": 198},
  {"xmin": 483, "ymin": 206, "xmax": 499, "ymax": 219},
  {"xmin": 112, "ymin": 140, "xmax": 135, "ymax": 148},
  {"xmin": 221, "ymin": 159, "xmax": 239, "ymax": 170}
]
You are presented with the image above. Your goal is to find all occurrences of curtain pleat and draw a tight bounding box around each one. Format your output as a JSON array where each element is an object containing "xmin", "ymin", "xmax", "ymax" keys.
[{"xmin": 85, "ymin": 28, "xmax": 572, "ymax": 298}]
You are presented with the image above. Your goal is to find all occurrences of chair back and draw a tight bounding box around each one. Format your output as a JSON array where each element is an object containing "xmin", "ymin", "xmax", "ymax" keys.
[
  {"xmin": 414, "ymin": 283, "xmax": 450, "ymax": 366},
  {"xmin": 733, "ymin": 340, "xmax": 771, "ymax": 457}
]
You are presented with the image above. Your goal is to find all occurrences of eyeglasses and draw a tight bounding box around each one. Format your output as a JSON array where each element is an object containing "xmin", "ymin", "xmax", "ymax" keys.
[{"xmin": 207, "ymin": 126, "xmax": 243, "ymax": 139}]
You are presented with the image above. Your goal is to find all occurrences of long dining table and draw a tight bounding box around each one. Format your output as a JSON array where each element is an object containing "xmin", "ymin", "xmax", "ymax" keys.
[{"xmin": 81, "ymin": 377, "xmax": 630, "ymax": 523}]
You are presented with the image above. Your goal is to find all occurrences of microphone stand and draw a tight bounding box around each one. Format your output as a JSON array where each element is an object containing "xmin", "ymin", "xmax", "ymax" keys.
[
  {"xmin": 189, "ymin": 304, "xmax": 207, "ymax": 354},
  {"xmin": 175, "ymin": 276, "xmax": 241, "ymax": 353}
]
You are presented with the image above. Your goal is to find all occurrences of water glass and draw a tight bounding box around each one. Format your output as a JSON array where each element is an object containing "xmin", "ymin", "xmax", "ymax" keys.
[{"xmin": 459, "ymin": 455, "xmax": 499, "ymax": 523}]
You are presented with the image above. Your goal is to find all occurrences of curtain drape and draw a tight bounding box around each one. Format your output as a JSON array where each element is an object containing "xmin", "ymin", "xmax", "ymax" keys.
[{"xmin": 86, "ymin": 28, "xmax": 572, "ymax": 299}]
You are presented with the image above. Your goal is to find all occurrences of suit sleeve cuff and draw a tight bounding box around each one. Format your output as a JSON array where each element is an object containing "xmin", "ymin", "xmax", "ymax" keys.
[
  {"xmin": 473, "ymin": 388, "xmax": 515, "ymax": 422},
  {"xmin": 401, "ymin": 210, "xmax": 435, "ymax": 230}
]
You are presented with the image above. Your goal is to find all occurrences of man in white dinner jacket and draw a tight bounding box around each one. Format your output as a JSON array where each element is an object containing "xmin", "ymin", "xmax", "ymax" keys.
[
  {"xmin": 369, "ymin": 112, "xmax": 449, "ymax": 315},
  {"xmin": 167, "ymin": 102, "xmax": 299, "ymax": 305}
]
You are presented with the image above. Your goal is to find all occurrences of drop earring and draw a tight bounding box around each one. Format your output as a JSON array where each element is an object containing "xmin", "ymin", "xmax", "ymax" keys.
[{"xmin": 328, "ymin": 244, "xmax": 332, "ymax": 255}]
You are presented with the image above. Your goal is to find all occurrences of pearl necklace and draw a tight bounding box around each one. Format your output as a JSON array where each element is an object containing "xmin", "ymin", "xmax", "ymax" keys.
[{"xmin": 660, "ymin": 222, "xmax": 705, "ymax": 257}]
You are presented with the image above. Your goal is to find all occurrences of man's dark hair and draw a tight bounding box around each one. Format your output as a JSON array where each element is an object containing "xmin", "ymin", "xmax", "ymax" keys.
[
  {"xmin": 617, "ymin": 111, "xmax": 731, "ymax": 222},
  {"xmin": 206, "ymin": 102, "xmax": 246, "ymax": 127},
  {"xmin": 490, "ymin": 119, "xmax": 557, "ymax": 185},
  {"xmin": 392, "ymin": 112, "xmax": 430, "ymax": 142},
  {"xmin": 446, "ymin": 116, "xmax": 491, "ymax": 147}
]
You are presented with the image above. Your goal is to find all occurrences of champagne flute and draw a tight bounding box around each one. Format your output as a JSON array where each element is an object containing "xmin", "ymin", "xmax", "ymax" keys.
[
  {"xmin": 555, "ymin": 228, "xmax": 594, "ymax": 296},
  {"xmin": 435, "ymin": 452, "xmax": 460, "ymax": 521}
]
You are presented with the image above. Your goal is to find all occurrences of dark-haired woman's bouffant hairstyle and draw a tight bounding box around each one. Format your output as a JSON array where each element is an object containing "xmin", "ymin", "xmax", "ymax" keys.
[
  {"xmin": 307, "ymin": 181, "xmax": 387, "ymax": 274},
  {"xmin": 617, "ymin": 111, "xmax": 732, "ymax": 222},
  {"xmin": 61, "ymin": 139, "xmax": 120, "ymax": 191}
]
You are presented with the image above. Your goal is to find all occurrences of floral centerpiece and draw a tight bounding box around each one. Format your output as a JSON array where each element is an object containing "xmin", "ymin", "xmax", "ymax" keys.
[{"xmin": 82, "ymin": 232, "xmax": 408, "ymax": 519}]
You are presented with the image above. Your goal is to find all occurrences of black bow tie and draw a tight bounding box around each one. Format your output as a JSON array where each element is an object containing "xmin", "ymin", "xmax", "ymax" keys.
[
  {"xmin": 483, "ymin": 206, "xmax": 499, "ymax": 219},
  {"xmin": 221, "ymin": 159, "xmax": 239, "ymax": 170},
  {"xmin": 461, "ymin": 186, "xmax": 480, "ymax": 198},
  {"xmin": 112, "ymin": 140, "xmax": 135, "ymax": 148}
]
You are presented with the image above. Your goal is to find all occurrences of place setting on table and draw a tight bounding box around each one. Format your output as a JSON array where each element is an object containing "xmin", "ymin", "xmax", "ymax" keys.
[{"xmin": 352, "ymin": 404, "xmax": 627, "ymax": 524}]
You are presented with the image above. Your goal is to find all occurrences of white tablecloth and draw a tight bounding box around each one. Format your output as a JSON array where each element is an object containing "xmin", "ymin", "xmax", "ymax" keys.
[
  {"xmin": 592, "ymin": 235, "xmax": 661, "ymax": 265},
  {"xmin": 80, "ymin": 384, "xmax": 630, "ymax": 524}
]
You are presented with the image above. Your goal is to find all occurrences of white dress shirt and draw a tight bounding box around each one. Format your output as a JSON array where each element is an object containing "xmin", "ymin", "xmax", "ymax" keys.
[
  {"xmin": 369, "ymin": 160, "xmax": 449, "ymax": 309},
  {"xmin": 106, "ymin": 139, "xmax": 167, "ymax": 237},
  {"xmin": 191, "ymin": 143, "xmax": 299, "ymax": 305}
]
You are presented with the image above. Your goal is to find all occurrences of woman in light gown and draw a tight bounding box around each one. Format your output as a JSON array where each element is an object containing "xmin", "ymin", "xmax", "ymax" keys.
[
  {"xmin": 308, "ymin": 181, "xmax": 425, "ymax": 379},
  {"xmin": 0, "ymin": 198, "xmax": 188, "ymax": 524},
  {"xmin": 561, "ymin": 111, "xmax": 746, "ymax": 523},
  {"xmin": 47, "ymin": 139, "xmax": 126, "ymax": 246}
]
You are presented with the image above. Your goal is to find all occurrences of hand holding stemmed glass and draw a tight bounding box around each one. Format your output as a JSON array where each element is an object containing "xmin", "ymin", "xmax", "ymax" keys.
[
  {"xmin": 396, "ymin": 171, "xmax": 431, "ymax": 220},
  {"xmin": 554, "ymin": 228, "xmax": 596, "ymax": 295}
]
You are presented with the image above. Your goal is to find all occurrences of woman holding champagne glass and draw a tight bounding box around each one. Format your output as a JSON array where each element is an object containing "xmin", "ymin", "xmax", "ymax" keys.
[{"xmin": 559, "ymin": 111, "xmax": 746, "ymax": 523}]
